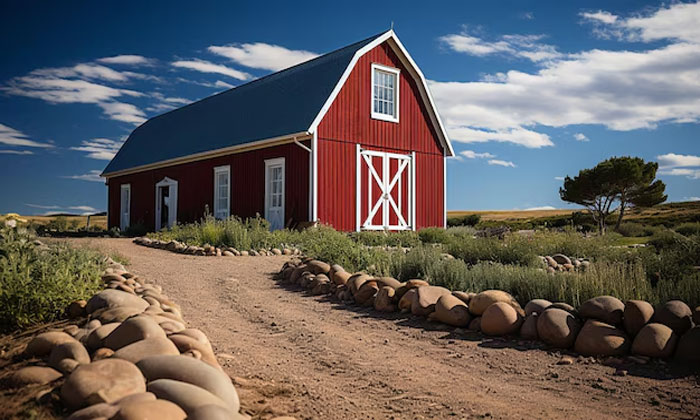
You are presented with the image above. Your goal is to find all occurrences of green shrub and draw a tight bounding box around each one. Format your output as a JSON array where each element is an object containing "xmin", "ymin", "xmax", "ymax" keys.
[
  {"xmin": 675, "ymin": 222, "xmax": 700, "ymax": 237},
  {"xmin": 297, "ymin": 225, "xmax": 389, "ymax": 273},
  {"xmin": 418, "ymin": 227, "xmax": 450, "ymax": 244},
  {"xmin": 350, "ymin": 230, "xmax": 420, "ymax": 248},
  {"xmin": 46, "ymin": 216, "xmax": 68, "ymax": 231},
  {"xmin": 616, "ymin": 222, "xmax": 651, "ymax": 237},
  {"xmin": 0, "ymin": 227, "xmax": 105, "ymax": 332},
  {"xmin": 447, "ymin": 214, "xmax": 481, "ymax": 227}
]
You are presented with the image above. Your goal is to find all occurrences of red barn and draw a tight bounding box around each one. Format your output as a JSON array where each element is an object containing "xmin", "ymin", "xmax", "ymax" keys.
[{"xmin": 102, "ymin": 30, "xmax": 454, "ymax": 232}]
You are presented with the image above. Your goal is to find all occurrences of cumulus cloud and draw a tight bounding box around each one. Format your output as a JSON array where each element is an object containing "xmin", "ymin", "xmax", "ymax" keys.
[
  {"xmin": 440, "ymin": 29, "xmax": 561, "ymax": 62},
  {"xmin": 63, "ymin": 170, "xmax": 103, "ymax": 182},
  {"xmin": 432, "ymin": 2, "xmax": 700, "ymax": 149},
  {"xmin": 525, "ymin": 206, "xmax": 556, "ymax": 210},
  {"xmin": 573, "ymin": 133, "xmax": 589, "ymax": 142},
  {"xmin": 171, "ymin": 59, "xmax": 251, "ymax": 80},
  {"xmin": 656, "ymin": 153, "xmax": 700, "ymax": 180},
  {"xmin": 460, "ymin": 150, "xmax": 496, "ymax": 159},
  {"xmin": 71, "ymin": 138, "xmax": 124, "ymax": 160},
  {"xmin": 488, "ymin": 159, "xmax": 516, "ymax": 167},
  {"xmin": 97, "ymin": 55, "xmax": 155, "ymax": 66},
  {"xmin": 684, "ymin": 196, "xmax": 700, "ymax": 201},
  {"xmin": 208, "ymin": 42, "xmax": 318, "ymax": 71},
  {"xmin": 0, "ymin": 123, "xmax": 54, "ymax": 149},
  {"xmin": 554, "ymin": 176, "xmax": 565, "ymax": 181},
  {"xmin": 0, "ymin": 149, "xmax": 34, "ymax": 155}
]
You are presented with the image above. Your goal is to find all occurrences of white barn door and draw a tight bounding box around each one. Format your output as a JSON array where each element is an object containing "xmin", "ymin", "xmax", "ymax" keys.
[{"xmin": 356, "ymin": 146, "xmax": 415, "ymax": 231}]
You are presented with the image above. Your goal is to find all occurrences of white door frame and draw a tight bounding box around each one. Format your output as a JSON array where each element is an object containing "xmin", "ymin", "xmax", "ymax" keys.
[
  {"xmin": 155, "ymin": 177, "xmax": 178, "ymax": 230},
  {"xmin": 120, "ymin": 184, "xmax": 131, "ymax": 231},
  {"xmin": 213, "ymin": 165, "xmax": 231, "ymax": 219},
  {"xmin": 356, "ymin": 147, "xmax": 415, "ymax": 231},
  {"xmin": 264, "ymin": 157, "xmax": 285, "ymax": 230}
]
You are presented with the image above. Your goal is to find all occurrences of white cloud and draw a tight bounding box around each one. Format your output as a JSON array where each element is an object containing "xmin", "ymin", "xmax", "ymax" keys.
[
  {"xmin": 97, "ymin": 55, "xmax": 155, "ymax": 66},
  {"xmin": 26, "ymin": 203, "xmax": 101, "ymax": 215},
  {"xmin": 580, "ymin": 11, "xmax": 618, "ymax": 25},
  {"xmin": 0, "ymin": 149, "xmax": 34, "ymax": 155},
  {"xmin": 460, "ymin": 150, "xmax": 496, "ymax": 159},
  {"xmin": 146, "ymin": 93, "xmax": 193, "ymax": 113},
  {"xmin": 657, "ymin": 153, "xmax": 700, "ymax": 168},
  {"xmin": 573, "ymin": 133, "xmax": 589, "ymax": 142},
  {"xmin": 525, "ymin": 206, "xmax": 556, "ymax": 210},
  {"xmin": 63, "ymin": 170, "xmax": 103, "ymax": 182},
  {"xmin": 658, "ymin": 168, "xmax": 700, "ymax": 179},
  {"xmin": 214, "ymin": 80, "xmax": 234, "ymax": 89},
  {"xmin": 684, "ymin": 196, "xmax": 700, "ymax": 201},
  {"xmin": 488, "ymin": 159, "xmax": 516, "ymax": 167},
  {"xmin": 519, "ymin": 12, "xmax": 534, "ymax": 21},
  {"xmin": 208, "ymin": 42, "xmax": 318, "ymax": 71},
  {"xmin": 68, "ymin": 205, "xmax": 98, "ymax": 212},
  {"xmin": 97, "ymin": 102, "xmax": 146, "ymax": 125},
  {"xmin": 432, "ymin": 3, "xmax": 700, "ymax": 149},
  {"xmin": 554, "ymin": 176, "xmax": 565, "ymax": 181},
  {"xmin": 0, "ymin": 124, "xmax": 54, "ymax": 148},
  {"xmin": 171, "ymin": 59, "xmax": 251, "ymax": 80},
  {"xmin": 25, "ymin": 203, "xmax": 61, "ymax": 210},
  {"xmin": 440, "ymin": 29, "xmax": 561, "ymax": 62},
  {"xmin": 70, "ymin": 138, "xmax": 124, "ymax": 160}
]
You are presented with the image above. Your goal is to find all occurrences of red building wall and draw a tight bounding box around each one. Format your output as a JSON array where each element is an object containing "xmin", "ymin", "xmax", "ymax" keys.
[
  {"xmin": 108, "ymin": 142, "xmax": 309, "ymax": 231},
  {"xmin": 317, "ymin": 41, "xmax": 445, "ymax": 230}
]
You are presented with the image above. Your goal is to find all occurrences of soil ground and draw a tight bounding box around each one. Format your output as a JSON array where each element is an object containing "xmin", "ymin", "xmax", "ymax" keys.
[{"xmin": 9, "ymin": 238, "xmax": 700, "ymax": 420}]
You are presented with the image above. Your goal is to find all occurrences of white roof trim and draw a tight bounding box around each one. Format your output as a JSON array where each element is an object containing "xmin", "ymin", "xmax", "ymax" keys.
[{"xmin": 308, "ymin": 30, "xmax": 454, "ymax": 157}]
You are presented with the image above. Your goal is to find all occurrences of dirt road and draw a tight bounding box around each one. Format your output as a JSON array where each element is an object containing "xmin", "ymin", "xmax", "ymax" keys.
[{"xmin": 70, "ymin": 238, "xmax": 699, "ymax": 420}]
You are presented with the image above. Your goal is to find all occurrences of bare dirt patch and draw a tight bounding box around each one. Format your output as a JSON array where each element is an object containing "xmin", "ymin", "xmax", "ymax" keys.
[{"xmin": 50, "ymin": 238, "xmax": 700, "ymax": 419}]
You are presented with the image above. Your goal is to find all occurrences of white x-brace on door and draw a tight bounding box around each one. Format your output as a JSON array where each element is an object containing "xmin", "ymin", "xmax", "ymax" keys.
[{"xmin": 356, "ymin": 145, "xmax": 415, "ymax": 231}]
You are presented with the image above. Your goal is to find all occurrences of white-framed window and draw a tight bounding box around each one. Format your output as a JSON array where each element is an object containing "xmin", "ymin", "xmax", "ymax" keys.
[
  {"xmin": 120, "ymin": 184, "xmax": 131, "ymax": 231},
  {"xmin": 371, "ymin": 63, "xmax": 400, "ymax": 123},
  {"xmin": 213, "ymin": 165, "xmax": 230, "ymax": 219}
]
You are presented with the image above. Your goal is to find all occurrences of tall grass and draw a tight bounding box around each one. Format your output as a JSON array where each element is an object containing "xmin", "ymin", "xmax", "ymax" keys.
[{"xmin": 0, "ymin": 226, "xmax": 105, "ymax": 332}]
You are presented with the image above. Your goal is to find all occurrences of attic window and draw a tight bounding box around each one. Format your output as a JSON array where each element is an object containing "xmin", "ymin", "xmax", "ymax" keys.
[{"xmin": 371, "ymin": 63, "xmax": 399, "ymax": 122}]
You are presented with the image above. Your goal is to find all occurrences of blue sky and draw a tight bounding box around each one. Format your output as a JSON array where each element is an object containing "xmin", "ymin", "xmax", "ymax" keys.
[{"xmin": 1, "ymin": 0, "xmax": 699, "ymax": 214}]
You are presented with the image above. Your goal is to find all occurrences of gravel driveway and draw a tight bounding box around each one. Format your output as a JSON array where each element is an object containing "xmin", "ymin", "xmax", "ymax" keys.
[{"xmin": 67, "ymin": 238, "xmax": 700, "ymax": 420}]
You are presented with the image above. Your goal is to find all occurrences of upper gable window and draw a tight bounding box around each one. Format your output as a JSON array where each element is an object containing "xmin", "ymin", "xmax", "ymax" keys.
[{"xmin": 371, "ymin": 63, "xmax": 400, "ymax": 123}]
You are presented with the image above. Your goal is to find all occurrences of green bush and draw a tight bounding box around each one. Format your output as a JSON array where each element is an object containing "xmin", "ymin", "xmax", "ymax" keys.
[
  {"xmin": 297, "ymin": 225, "xmax": 389, "ymax": 273},
  {"xmin": 675, "ymin": 222, "xmax": 700, "ymax": 237},
  {"xmin": 349, "ymin": 230, "xmax": 420, "ymax": 248},
  {"xmin": 45, "ymin": 216, "xmax": 69, "ymax": 231},
  {"xmin": 447, "ymin": 214, "xmax": 481, "ymax": 227},
  {"xmin": 0, "ymin": 226, "xmax": 105, "ymax": 332},
  {"xmin": 418, "ymin": 227, "xmax": 450, "ymax": 244}
]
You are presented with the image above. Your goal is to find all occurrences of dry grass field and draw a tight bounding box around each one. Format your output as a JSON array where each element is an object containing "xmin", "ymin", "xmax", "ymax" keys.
[
  {"xmin": 2, "ymin": 214, "xmax": 107, "ymax": 229},
  {"xmin": 449, "ymin": 208, "xmax": 575, "ymax": 221}
]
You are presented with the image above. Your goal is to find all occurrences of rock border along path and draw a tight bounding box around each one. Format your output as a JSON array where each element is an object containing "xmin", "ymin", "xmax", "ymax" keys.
[
  {"xmin": 57, "ymin": 237, "xmax": 700, "ymax": 419},
  {"xmin": 2, "ymin": 246, "xmax": 295, "ymax": 420}
]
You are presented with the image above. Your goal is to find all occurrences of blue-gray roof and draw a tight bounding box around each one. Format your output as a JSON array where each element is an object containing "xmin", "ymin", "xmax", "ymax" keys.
[{"xmin": 103, "ymin": 32, "xmax": 386, "ymax": 175}]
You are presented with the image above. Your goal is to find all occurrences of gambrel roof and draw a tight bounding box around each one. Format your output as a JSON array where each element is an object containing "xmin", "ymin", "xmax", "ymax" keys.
[{"xmin": 103, "ymin": 30, "xmax": 453, "ymax": 176}]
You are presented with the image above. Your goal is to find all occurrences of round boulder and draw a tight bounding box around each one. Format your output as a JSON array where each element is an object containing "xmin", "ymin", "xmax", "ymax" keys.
[
  {"xmin": 307, "ymin": 260, "xmax": 331, "ymax": 275},
  {"xmin": 395, "ymin": 279, "xmax": 429, "ymax": 299},
  {"xmin": 25, "ymin": 331, "xmax": 76, "ymax": 357},
  {"xmin": 411, "ymin": 286, "xmax": 451, "ymax": 316},
  {"xmin": 113, "ymin": 337, "xmax": 180, "ymax": 364},
  {"xmin": 347, "ymin": 274, "xmax": 371, "ymax": 296},
  {"xmin": 631, "ymin": 323, "xmax": 678, "ymax": 358},
  {"xmin": 398, "ymin": 288, "xmax": 417, "ymax": 312},
  {"xmin": 49, "ymin": 341, "xmax": 91, "ymax": 373},
  {"xmin": 675, "ymin": 326, "xmax": 700, "ymax": 362},
  {"xmin": 147, "ymin": 379, "xmax": 230, "ymax": 416},
  {"xmin": 86, "ymin": 289, "xmax": 149, "ymax": 314},
  {"xmin": 332, "ymin": 271, "xmax": 352, "ymax": 286},
  {"xmin": 429, "ymin": 294, "xmax": 471, "ymax": 327},
  {"xmin": 136, "ymin": 355, "xmax": 239, "ymax": 412},
  {"xmin": 374, "ymin": 286, "xmax": 397, "ymax": 313},
  {"xmin": 114, "ymin": 399, "xmax": 187, "ymax": 420},
  {"xmin": 87, "ymin": 323, "xmax": 122, "ymax": 350},
  {"xmin": 537, "ymin": 308, "xmax": 581, "ymax": 348},
  {"xmin": 374, "ymin": 277, "xmax": 402, "ymax": 290},
  {"xmin": 653, "ymin": 300, "xmax": 693, "ymax": 335},
  {"xmin": 524, "ymin": 299, "xmax": 551, "ymax": 316},
  {"xmin": 354, "ymin": 281, "xmax": 379, "ymax": 306},
  {"xmin": 187, "ymin": 404, "xmax": 240, "ymax": 420},
  {"xmin": 452, "ymin": 291, "xmax": 475, "ymax": 305},
  {"xmin": 623, "ymin": 300, "xmax": 654, "ymax": 337},
  {"xmin": 66, "ymin": 403, "xmax": 120, "ymax": 420},
  {"xmin": 574, "ymin": 319, "xmax": 630, "ymax": 356},
  {"xmin": 481, "ymin": 302, "xmax": 522, "ymax": 336},
  {"xmin": 61, "ymin": 358, "xmax": 146, "ymax": 409},
  {"xmin": 579, "ymin": 296, "xmax": 625, "ymax": 325},
  {"xmin": 468, "ymin": 317, "xmax": 481, "ymax": 332},
  {"xmin": 520, "ymin": 313, "xmax": 538, "ymax": 340},
  {"xmin": 469, "ymin": 290, "xmax": 522, "ymax": 316},
  {"xmin": 104, "ymin": 316, "xmax": 167, "ymax": 350}
]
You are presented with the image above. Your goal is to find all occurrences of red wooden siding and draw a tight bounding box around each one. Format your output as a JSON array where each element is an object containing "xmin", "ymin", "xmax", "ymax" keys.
[
  {"xmin": 108, "ymin": 142, "xmax": 309, "ymax": 231},
  {"xmin": 317, "ymin": 41, "xmax": 445, "ymax": 230}
]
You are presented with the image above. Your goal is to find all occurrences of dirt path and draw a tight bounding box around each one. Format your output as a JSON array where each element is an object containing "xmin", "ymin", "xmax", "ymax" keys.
[{"xmin": 69, "ymin": 238, "xmax": 699, "ymax": 420}]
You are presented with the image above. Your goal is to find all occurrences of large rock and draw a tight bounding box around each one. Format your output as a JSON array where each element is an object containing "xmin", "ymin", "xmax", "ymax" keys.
[
  {"xmin": 8, "ymin": 366, "xmax": 62, "ymax": 386},
  {"xmin": 136, "ymin": 355, "xmax": 239, "ymax": 412},
  {"xmin": 373, "ymin": 277, "xmax": 402, "ymax": 290},
  {"xmin": 398, "ymin": 289, "xmax": 417, "ymax": 312},
  {"xmin": 61, "ymin": 358, "xmax": 146, "ymax": 409},
  {"xmin": 97, "ymin": 306, "xmax": 143, "ymax": 323},
  {"xmin": 87, "ymin": 323, "xmax": 122, "ymax": 350},
  {"xmin": 623, "ymin": 300, "xmax": 654, "ymax": 336},
  {"xmin": 468, "ymin": 317, "xmax": 481, "ymax": 332},
  {"xmin": 169, "ymin": 334, "xmax": 220, "ymax": 369},
  {"xmin": 188, "ymin": 404, "xmax": 241, "ymax": 420},
  {"xmin": 520, "ymin": 313, "xmax": 539, "ymax": 340},
  {"xmin": 574, "ymin": 320, "xmax": 630, "ymax": 356},
  {"xmin": 579, "ymin": 296, "xmax": 625, "ymax": 325},
  {"xmin": 411, "ymin": 286, "xmax": 451, "ymax": 316},
  {"xmin": 551, "ymin": 254, "xmax": 571, "ymax": 265},
  {"xmin": 113, "ymin": 337, "xmax": 180, "ymax": 363},
  {"xmin": 354, "ymin": 281, "xmax": 379, "ymax": 306},
  {"xmin": 114, "ymin": 399, "xmax": 187, "ymax": 420},
  {"xmin": 537, "ymin": 308, "xmax": 581, "ymax": 348},
  {"xmin": 307, "ymin": 260, "xmax": 331, "ymax": 275},
  {"xmin": 481, "ymin": 302, "xmax": 522, "ymax": 336},
  {"xmin": 374, "ymin": 286, "xmax": 397, "ymax": 312},
  {"xmin": 332, "ymin": 271, "xmax": 352, "ymax": 286},
  {"xmin": 147, "ymin": 379, "xmax": 230, "ymax": 415},
  {"xmin": 469, "ymin": 290, "xmax": 521, "ymax": 316},
  {"xmin": 49, "ymin": 341, "xmax": 91, "ymax": 373},
  {"xmin": 430, "ymin": 294, "xmax": 471, "ymax": 327},
  {"xmin": 104, "ymin": 316, "xmax": 167, "ymax": 350},
  {"xmin": 524, "ymin": 299, "xmax": 551, "ymax": 316},
  {"xmin": 675, "ymin": 326, "xmax": 700, "ymax": 362},
  {"xmin": 67, "ymin": 403, "xmax": 120, "ymax": 420},
  {"xmin": 25, "ymin": 331, "xmax": 76, "ymax": 357},
  {"xmin": 631, "ymin": 323, "xmax": 678, "ymax": 358},
  {"xmin": 86, "ymin": 289, "xmax": 149, "ymax": 314},
  {"xmin": 347, "ymin": 274, "xmax": 371, "ymax": 296},
  {"xmin": 653, "ymin": 300, "xmax": 693, "ymax": 335},
  {"xmin": 395, "ymin": 279, "xmax": 429, "ymax": 299},
  {"xmin": 452, "ymin": 291, "xmax": 475, "ymax": 305}
]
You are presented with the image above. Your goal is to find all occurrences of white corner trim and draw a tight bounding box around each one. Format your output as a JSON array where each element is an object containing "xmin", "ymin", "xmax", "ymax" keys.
[
  {"xmin": 311, "ymin": 131, "xmax": 318, "ymax": 223},
  {"xmin": 443, "ymin": 151, "xmax": 447, "ymax": 229},
  {"xmin": 370, "ymin": 63, "xmax": 400, "ymax": 123},
  {"xmin": 307, "ymin": 30, "xmax": 454, "ymax": 157}
]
